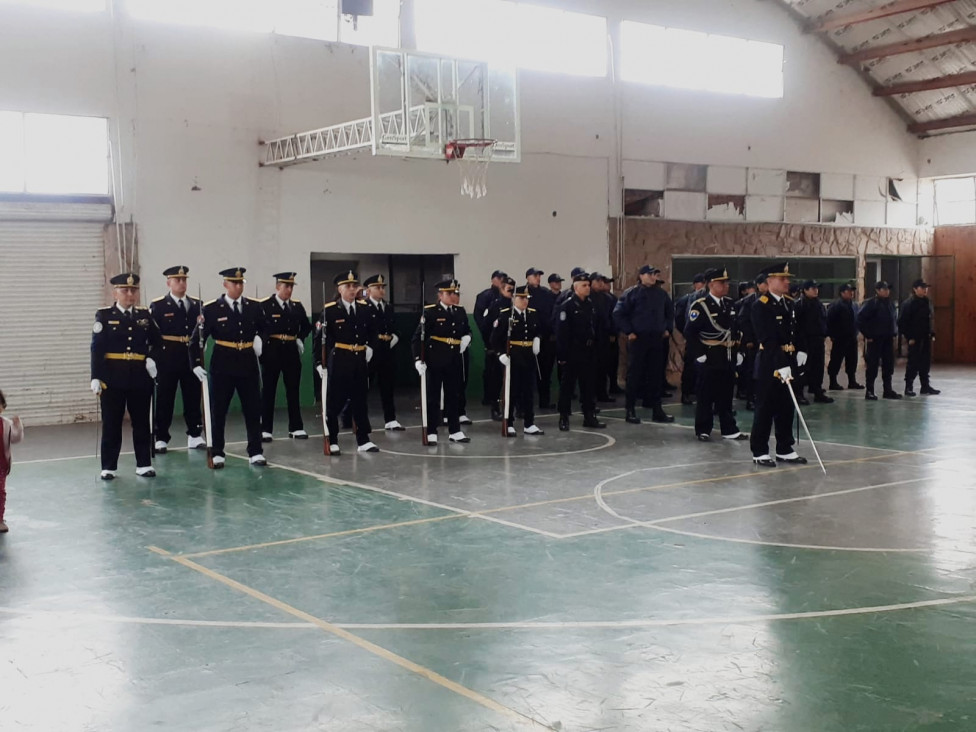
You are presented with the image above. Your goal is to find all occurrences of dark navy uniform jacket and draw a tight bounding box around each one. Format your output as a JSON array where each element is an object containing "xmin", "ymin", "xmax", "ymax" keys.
[
  {"xmin": 612, "ymin": 284, "xmax": 674, "ymax": 336},
  {"xmin": 736, "ymin": 293, "xmax": 758, "ymax": 345},
  {"xmin": 314, "ymin": 298, "xmax": 376, "ymax": 368},
  {"xmin": 261, "ymin": 296, "xmax": 312, "ymax": 345},
  {"xmin": 526, "ymin": 285, "xmax": 555, "ymax": 337},
  {"xmin": 201, "ymin": 296, "xmax": 268, "ymax": 377},
  {"xmin": 897, "ymin": 295, "xmax": 934, "ymax": 339},
  {"xmin": 793, "ymin": 295, "xmax": 827, "ymax": 352},
  {"xmin": 411, "ymin": 302, "xmax": 471, "ymax": 368},
  {"xmin": 684, "ymin": 294, "xmax": 740, "ymax": 369},
  {"xmin": 826, "ymin": 298, "xmax": 857, "ymax": 340},
  {"xmin": 555, "ymin": 294, "xmax": 597, "ymax": 362},
  {"xmin": 365, "ymin": 298, "xmax": 398, "ymax": 354},
  {"xmin": 751, "ymin": 293, "xmax": 798, "ymax": 376},
  {"xmin": 150, "ymin": 293, "xmax": 202, "ymax": 372},
  {"xmin": 474, "ymin": 286, "xmax": 500, "ymax": 342},
  {"xmin": 91, "ymin": 305, "xmax": 162, "ymax": 389},
  {"xmin": 490, "ymin": 307, "xmax": 540, "ymax": 365},
  {"xmin": 856, "ymin": 296, "xmax": 897, "ymax": 339}
]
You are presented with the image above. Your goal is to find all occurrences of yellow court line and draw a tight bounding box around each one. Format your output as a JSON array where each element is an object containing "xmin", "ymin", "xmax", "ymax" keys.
[
  {"xmin": 181, "ymin": 514, "xmax": 466, "ymax": 559},
  {"xmin": 147, "ymin": 546, "xmax": 554, "ymax": 730}
]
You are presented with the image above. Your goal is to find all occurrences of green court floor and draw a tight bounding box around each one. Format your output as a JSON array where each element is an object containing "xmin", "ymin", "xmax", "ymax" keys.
[{"xmin": 2, "ymin": 366, "xmax": 975, "ymax": 731}]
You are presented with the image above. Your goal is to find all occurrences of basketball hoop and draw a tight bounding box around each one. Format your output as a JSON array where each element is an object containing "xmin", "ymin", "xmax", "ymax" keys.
[{"xmin": 445, "ymin": 138, "xmax": 496, "ymax": 199}]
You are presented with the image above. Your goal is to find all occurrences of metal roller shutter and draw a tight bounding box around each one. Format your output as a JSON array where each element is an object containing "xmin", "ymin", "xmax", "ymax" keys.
[{"xmin": 0, "ymin": 202, "xmax": 111, "ymax": 425}]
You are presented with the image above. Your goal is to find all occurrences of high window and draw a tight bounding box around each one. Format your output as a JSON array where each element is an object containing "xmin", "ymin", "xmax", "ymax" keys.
[
  {"xmin": 933, "ymin": 177, "xmax": 976, "ymax": 226},
  {"xmin": 620, "ymin": 21, "xmax": 784, "ymax": 98},
  {"xmin": 414, "ymin": 0, "xmax": 607, "ymax": 77},
  {"xmin": 0, "ymin": 112, "xmax": 109, "ymax": 196}
]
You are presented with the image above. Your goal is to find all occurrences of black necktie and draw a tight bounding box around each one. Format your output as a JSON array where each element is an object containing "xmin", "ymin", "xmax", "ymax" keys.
[
  {"xmin": 233, "ymin": 300, "xmax": 240, "ymax": 315},
  {"xmin": 178, "ymin": 299, "xmax": 186, "ymax": 315},
  {"xmin": 350, "ymin": 303, "xmax": 355, "ymax": 316},
  {"xmin": 124, "ymin": 309, "xmax": 132, "ymax": 321}
]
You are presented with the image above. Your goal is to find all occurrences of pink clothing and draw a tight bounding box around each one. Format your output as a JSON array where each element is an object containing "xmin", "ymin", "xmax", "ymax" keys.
[{"xmin": 1, "ymin": 415, "xmax": 23, "ymax": 521}]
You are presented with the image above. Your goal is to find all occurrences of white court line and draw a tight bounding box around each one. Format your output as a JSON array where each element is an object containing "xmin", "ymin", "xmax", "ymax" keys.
[
  {"xmin": 5, "ymin": 593, "xmax": 973, "ymax": 631},
  {"xmin": 381, "ymin": 430, "xmax": 615, "ymax": 460},
  {"xmin": 646, "ymin": 524, "xmax": 928, "ymax": 553}
]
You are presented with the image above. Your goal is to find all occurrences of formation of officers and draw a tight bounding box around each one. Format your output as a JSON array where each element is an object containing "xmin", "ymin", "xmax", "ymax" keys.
[{"xmin": 91, "ymin": 261, "xmax": 942, "ymax": 478}]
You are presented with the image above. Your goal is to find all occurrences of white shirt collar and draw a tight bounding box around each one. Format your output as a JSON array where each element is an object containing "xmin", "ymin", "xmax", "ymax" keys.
[
  {"xmin": 770, "ymin": 292, "xmax": 783, "ymax": 302},
  {"xmin": 115, "ymin": 303, "xmax": 131, "ymax": 315},
  {"xmin": 341, "ymin": 298, "xmax": 356, "ymax": 313},
  {"xmin": 440, "ymin": 301, "xmax": 452, "ymax": 311},
  {"xmin": 224, "ymin": 294, "xmax": 240, "ymax": 308},
  {"xmin": 369, "ymin": 297, "xmax": 383, "ymax": 308},
  {"xmin": 275, "ymin": 294, "xmax": 288, "ymax": 308},
  {"xmin": 513, "ymin": 304, "xmax": 526, "ymax": 315},
  {"xmin": 708, "ymin": 293, "xmax": 723, "ymax": 305},
  {"xmin": 170, "ymin": 292, "xmax": 186, "ymax": 307}
]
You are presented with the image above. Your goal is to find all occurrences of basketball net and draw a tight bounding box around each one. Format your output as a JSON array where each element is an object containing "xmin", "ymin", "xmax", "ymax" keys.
[{"xmin": 445, "ymin": 139, "xmax": 495, "ymax": 199}]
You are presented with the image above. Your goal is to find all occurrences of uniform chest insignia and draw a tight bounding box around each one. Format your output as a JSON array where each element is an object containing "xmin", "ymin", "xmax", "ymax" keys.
[
  {"xmin": 137, "ymin": 319, "xmax": 149, "ymax": 326},
  {"xmin": 218, "ymin": 316, "xmax": 228, "ymax": 322},
  {"xmin": 92, "ymin": 321, "xmax": 103, "ymax": 333},
  {"xmin": 776, "ymin": 316, "xmax": 783, "ymax": 320},
  {"xmin": 436, "ymin": 318, "xmax": 446, "ymax": 323},
  {"xmin": 272, "ymin": 314, "xmax": 281, "ymax": 318},
  {"xmin": 108, "ymin": 320, "xmax": 120, "ymax": 325},
  {"xmin": 164, "ymin": 312, "xmax": 174, "ymax": 318},
  {"xmin": 335, "ymin": 319, "xmax": 345, "ymax": 324},
  {"xmin": 689, "ymin": 310, "xmax": 700, "ymax": 321}
]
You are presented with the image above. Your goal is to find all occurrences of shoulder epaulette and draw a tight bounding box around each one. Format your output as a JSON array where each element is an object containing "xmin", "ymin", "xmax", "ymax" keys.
[
  {"xmin": 135, "ymin": 306, "xmax": 149, "ymax": 312},
  {"xmin": 528, "ymin": 308, "xmax": 536, "ymax": 312},
  {"xmin": 356, "ymin": 299, "xmax": 368, "ymax": 305},
  {"xmin": 291, "ymin": 298, "xmax": 301, "ymax": 303},
  {"xmin": 245, "ymin": 297, "xmax": 261, "ymax": 304},
  {"xmin": 759, "ymin": 295, "xmax": 769, "ymax": 304},
  {"xmin": 424, "ymin": 303, "xmax": 437, "ymax": 309},
  {"xmin": 204, "ymin": 298, "xmax": 218, "ymax": 306},
  {"xmin": 258, "ymin": 296, "xmax": 272, "ymax": 303},
  {"xmin": 151, "ymin": 295, "xmax": 166, "ymax": 303},
  {"xmin": 324, "ymin": 301, "xmax": 337, "ymax": 308},
  {"xmin": 692, "ymin": 297, "xmax": 707, "ymax": 306},
  {"xmin": 500, "ymin": 308, "xmax": 510, "ymax": 313},
  {"xmin": 97, "ymin": 305, "xmax": 114, "ymax": 313},
  {"xmin": 784, "ymin": 294, "xmax": 794, "ymax": 301},
  {"xmin": 187, "ymin": 295, "xmax": 201, "ymax": 302}
]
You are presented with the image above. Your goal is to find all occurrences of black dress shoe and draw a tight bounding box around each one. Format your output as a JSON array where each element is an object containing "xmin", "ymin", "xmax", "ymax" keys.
[
  {"xmin": 865, "ymin": 392, "xmax": 878, "ymax": 401},
  {"xmin": 696, "ymin": 434, "xmax": 710, "ymax": 442},
  {"xmin": 776, "ymin": 455, "xmax": 808, "ymax": 464},
  {"xmin": 920, "ymin": 385, "xmax": 941, "ymax": 395},
  {"xmin": 725, "ymin": 433, "xmax": 750, "ymax": 441},
  {"xmin": 625, "ymin": 410, "xmax": 642, "ymax": 424},
  {"xmin": 490, "ymin": 408, "xmax": 503, "ymax": 421},
  {"xmin": 813, "ymin": 393, "xmax": 834, "ymax": 404},
  {"xmin": 661, "ymin": 391, "xmax": 674, "ymax": 399},
  {"xmin": 681, "ymin": 395, "xmax": 695, "ymax": 405},
  {"xmin": 883, "ymin": 390, "xmax": 903, "ymax": 400},
  {"xmin": 652, "ymin": 408, "xmax": 674, "ymax": 423},
  {"xmin": 828, "ymin": 381, "xmax": 844, "ymax": 391},
  {"xmin": 753, "ymin": 457, "xmax": 777, "ymax": 468},
  {"xmin": 582, "ymin": 416, "xmax": 607, "ymax": 429},
  {"xmin": 559, "ymin": 417, "xmax": 569, "ymax": 431},
  {"xmin": 904, "ymin": 388, "xmax": 917, "ymax": 397},
  {"xmin": 797, "ymin": 396, "xmax": 811, "ymax": 406},
  {"xmin": 848, "ymin": 381, "xmax": 865, "ymax": 390}
]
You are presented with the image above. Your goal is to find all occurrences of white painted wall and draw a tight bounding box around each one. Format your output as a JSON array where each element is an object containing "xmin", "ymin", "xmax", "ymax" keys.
[
  {"xmin": 0, "ymin": 0, "xmax": 920, "ymax": 307},
  {"xmin": 918, "ymin": 132, "xmax": 976, "ymax": 179}
]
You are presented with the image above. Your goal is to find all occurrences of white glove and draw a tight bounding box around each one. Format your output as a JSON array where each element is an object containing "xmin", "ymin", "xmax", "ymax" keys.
[
  {"xmin": 696, "ymin": 355, "xmax": 706, "ymax": 364},
  {"xmin": 145, "ymin": 358, "xmax": 158, "ymax": 379},
  {"xmin": 736, "ymin": 353, "xmax": 744, "ymax": 367},
  {"xmin": 316, "ymin": 365, "xmax": 326, "ymax": 378},
  {"xmin": 193, "ymin": 366, "xmax": 207, "ymax": 382},
  {"xmin": 365, "ymin": 346, "xmax": 374, "ymax": 363},
  {"xmin": 90, "ymin": 379, "xmax": 102, "ymax": 395},
  {"xmin": 415, "ymin": 360, "xmax": 427, "ymax": 376},
  {"xmin": 390, "ymin": 334, "xmax": 399, "ymax": 348},
  {"xmin": 253, "ymin": 335, "xmax": 263, "ymax": 358},
  {"xmin": 297, "ymin": 340, "xmax": 305, "ymax": 355},
  {"xmin": 532, "ymin": 336, "xmax": 541, "ymax": 355},
  {"xmin": 460, "ymin": 334, "xmax": 471, "ymax": 353},
  {"xmin": 776, "ymin": 366, "xmax": 793, "ymax": 383},
  {"xmin": 796, "ymin": 351, "xmax": 808, "ymax": 367},
  {"xmin": 499, "ymin": 353, "xmax": 511, "ymax": 367}
]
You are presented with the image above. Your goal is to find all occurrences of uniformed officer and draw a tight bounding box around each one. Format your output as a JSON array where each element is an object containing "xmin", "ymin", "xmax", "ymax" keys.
[
  {"xmin": 492, "ymin": 285, "xmax": 545, "ymax": 437},
  {"xmin": 826, "ymin": 283, "xmax": 862, "ymax": 391},
  {"xmin": 674, "ymin": 273, "xmax": 706, "ymax": 405},
  {"xmin": 447, "ymin": 286, "xmax": 473, "ymax": 425},
  {"xmin": 735, "ymin": 274, "xmax": 767, "ymax": 409},
  {"xmin": 314, "ymin": 271, "xmax": 379, "ymax": 455},
  {"xmin": 526, "ymin": 267, "xmax": 557, "ymax": 409},
  {"xmin": 363, "ymin": 274, "xmax": 405, "ymax": 430},
  {"xmin": 898, "ymin": 278, "xmax": 940, "ymax": 396},
  {"xmin": 749, "ymin": 262, "xmax": 809, "ymax": 467},
  {"xmin": 484, "ymin": 276, "xmax": 516, "ymax": 420},
  {"xmin": 548, "ymin": 273, "xmax": 564, "ymax": 297},
  {"xmin": 91, "ymin": 273, "xmax": 162, "ymax": 480},
  {"xmin": 555, "ymin": 272, "xmax": 605, "ymax": 432},
  {"xmin": 412, "ymin": 280, "xmax": 472, "ymax": 444},
  {"xmin": 198, "ymin": 267, "xmax": 269, "ymax": 468},
  {"xmin": 149, "ymin": 266, "xmax": 204, "ymax": 454},
  {"xmin": 474, "ymin": 270, "xmax": 506, "ymax": 407},
  {"xmin": 684, "ymin": 267, "xmax": 747, "ymax": 442},
  {"xmin": 260, "ymin": 272, "xmax": 312, "ymax": 441},
  {"xmin": 613, "ymin": 264, "xmax": 675, "ymax": 424},
  {"xmin": 794, "ymin": 279, "xmax": 833, "ymax": 404},
  {"xmin": 590, "ymin": 273, "xmax": 619, "ymax": 403},
  {"xmin": 856, "ymin": 281, "xmax": 901, "ymax": 401}
]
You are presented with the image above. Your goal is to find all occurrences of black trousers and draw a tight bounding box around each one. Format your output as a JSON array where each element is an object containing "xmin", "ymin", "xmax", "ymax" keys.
[
  {"xmin": 156, "ymin": 367, "xmax": 202, "ymax": 443},
  {"xmin": 695, "ymin": 366, "xmax": 739, "ymax": 436},
  {"xmin": 502, "ymin": 356, "xmax": 536, "ymax": 427},
  {"xmin": 905, "ymin": 337, "xmax": 933, "ymax": 387},
  {"xmin": 738, "ymin": 345, "xmax": 757, "ymax": 400},
  {"xmin": 369, "ymin": 348, "xmax": 397, "ymax": 423},
  {"xmin": 537, "ymin": 335, "xmax": 556, "ymax": 407},
  {"xmin": 864, "ymin": 338, "xmax": 895, "ymax": 393},
  {"xmin": 484, "ymin": 349, "xmax": 502, "ymax": 407},
  {"xmin": 261, "ymin": 345, "xmax": 304, "ymax": 434},
  {"xmin": 459, "ymin": 349, "xmax": 470, "ymax": 416},
  {"xmin": 626, "ymin": 334, "xmax": 664, "ymax": 410},
  {"xmin": 558, "ymin": 353, "xmax": 596, "ymax": 418},
  {"xmin": 682, "ymin": 339, "xmax": 701, "ymax": 397},
  {"xmin": 100, "ymin": 385, "xmax": 152, "ymax": 470},
  {"xmin": 426, "ymin": 357, "xmax": 462, "ymax": 434},
  {"xmin": 211, "ymin": 371, "xmax": 264, "ymax": 458},
  {"xmin": 326, "ymin": 353, "xmax": 371, "ymax": 446},
  {"xmin": 827, "ymin": 336, "xmax": 858, "ymax": 383},
  {"xmin": 750, "ymin": 376, "xmax": 796, "ymax": 458},
  {"xmin": 595, "ymin": 337, "xmax": 613, "ymax": 400},
  {"xmin": 801, "ymin": 336, "xmax": 826, "ymax": 396}
]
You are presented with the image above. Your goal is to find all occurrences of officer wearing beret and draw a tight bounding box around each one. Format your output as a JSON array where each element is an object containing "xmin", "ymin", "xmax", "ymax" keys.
[
  {"xmin": 314, "ymin": 271, "xmax": 379, "ymax": 454},
  {"xmin": 674, "ymin": 273, "xmax": 706, "ymax": 406},
  {"xmin": 149, "ymin": 266, "xmax": 204, "ymax": 454},
  {"xmin": 412, "ymin": 280, "xmax": 472, "ymax": 444},
  {"xmin": 794, "ymin": 279, "xmax": 833, "ymax": 404},
  {"xmin": 826, "ymin": 283, "xmax": 862, "ymax": 391},
  {"xmin": 260, "ymin": 272, "xmax": 312, "ymax": 442},
  {"xmin": 492, "ymin": 284, "xmax": 545, "ymax": 436},
  {"xmin": 198, "ymin": 267, "xmax": 269, "ymax": 467},
  {"xmin": 856, "ymin": 281, "xmax": 901, "ymax": 400},
  {"xmin": 363, "ymin": 274, "xmax": 405, "ymax": 431},
  {"xmin": 683, "ymin": 267, "xmax": 747, "ymax": 442},
  {"xmin": 555, "ymin": 272, "xmax": 605, "ymax": 432},
  {"xmin": 526, "ymin": 267, "xmax": 558, "ymax": 409},
  {"xmin": 749, "ymin": 262, "xmax": 808, "ymax": 467},
  {"xmin": 91, "ymin": 273, "xmax": 162, "ymax": 480},
  {"xmin": 898, "ymin": 279, "xmax": 941, "ymax": 396},
  {"xmin": 612, "ymin": 264, "xmax": 675, "ymax": 425}
]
